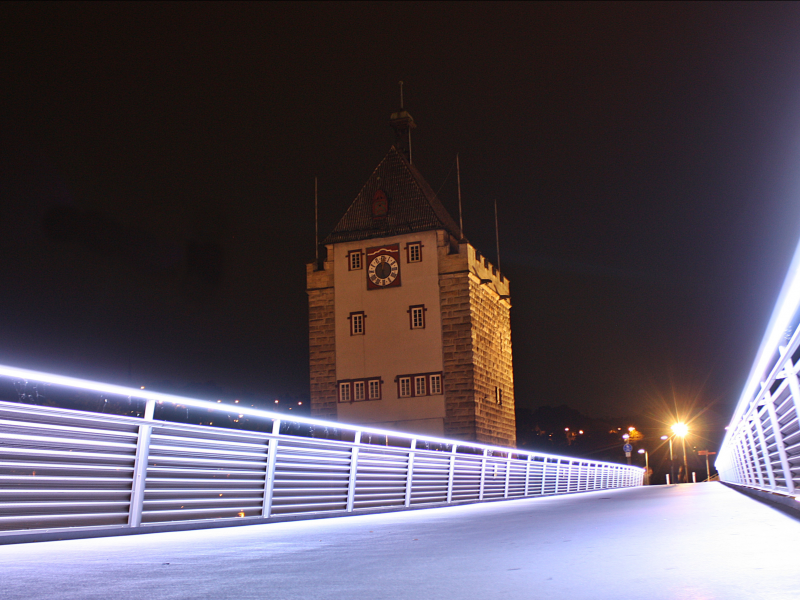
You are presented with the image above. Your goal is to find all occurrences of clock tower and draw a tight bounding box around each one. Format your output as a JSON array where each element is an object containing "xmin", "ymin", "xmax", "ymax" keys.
[{"xmin": 306, "ymin": 111, "xmax": 516, "ymax": 447}]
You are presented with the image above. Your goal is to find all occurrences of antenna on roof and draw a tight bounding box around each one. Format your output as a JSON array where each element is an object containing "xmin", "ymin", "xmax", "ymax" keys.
[
  {"xmin": 494, "ymin": 198, "xmax": 501, "ymax": 272},
  {"xmin": 456, "ymin": 154, "xmax": 464, "ymax": 239},
  {"xmin": 314, "ymin": 176, "xmax": 319, "ymax": 266},
  {"xmin": 390, "ymin": 82, "xmax": 415, "ymax": 163}
]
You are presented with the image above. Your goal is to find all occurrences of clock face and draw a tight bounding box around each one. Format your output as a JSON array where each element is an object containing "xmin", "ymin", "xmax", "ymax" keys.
[
  {"xmin": 368, "ymin": 254, "xmax": 398, "ymax": 286},
  {"xmin": 366, "ymin": 244, "xmax": 401, "ymax": 289}
]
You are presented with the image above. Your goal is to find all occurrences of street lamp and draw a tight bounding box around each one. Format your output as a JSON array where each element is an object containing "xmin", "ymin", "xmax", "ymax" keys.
[
  {"xmin": 671, "ymin": 422, "xmax": 689, "ymax": 483},
  {"xmin": 661, "ymin": 434, "xmax": 675, "ymax": 484},
  {"xmin": 638, "ymin": 448, "xmax": 649, "ymax": 484}
]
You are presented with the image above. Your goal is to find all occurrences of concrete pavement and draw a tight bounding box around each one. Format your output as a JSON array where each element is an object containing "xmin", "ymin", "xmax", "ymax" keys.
[{"xmin": 1, "ymin": 483, "xmax": 798, "ymax": 600}]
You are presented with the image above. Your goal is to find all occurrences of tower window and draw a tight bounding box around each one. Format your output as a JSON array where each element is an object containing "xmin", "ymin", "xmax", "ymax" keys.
[
  {"xmin": 348, "ymin": 250, "xmax": 363, "ymax": 271},
  {"xmin": 354, "ymin": 381, "xmax": 365, "ymax": 401},
  {"xmin": 409, "ymin": 305, "xmax": 426, "ymax": 329},
  {"xmin": 339, "ymin": 382, "xmax": 351, "ymax": 403},
  {"xmin": 349, "ymin": 311, "xmax": 365, "ymax": 335},
  {"xmin": 338, "ymin": 377, "xmax": 381, "ymax": 402},
  {"xmin": 430, "ymin": 374, "xmax": 442, "ymax": 395},
  {"xmin": 368, "ymin": 379, "xmax": 381, "ymax": 400},
  {"xmin": 406, "ymin": 242, "xmax": 422, "ymax": 263},
  {"xmin": 397, "ymin": 372, "xmax": 444, "ymax": 398},
  {"xmin": 495, "ymin": 386, "xmax": 503, "ymax": 405}
]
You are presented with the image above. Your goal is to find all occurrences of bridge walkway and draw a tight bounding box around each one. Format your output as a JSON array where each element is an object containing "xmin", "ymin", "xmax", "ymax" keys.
[{"xmin": 1, "ymin": 483, "xmax": 797, "ymax": 600}]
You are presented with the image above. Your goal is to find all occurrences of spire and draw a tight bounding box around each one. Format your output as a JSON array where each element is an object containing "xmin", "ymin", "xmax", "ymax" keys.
[{"xmin": 389, "ymin": 81, "xmax": 416, "ymax": 163}]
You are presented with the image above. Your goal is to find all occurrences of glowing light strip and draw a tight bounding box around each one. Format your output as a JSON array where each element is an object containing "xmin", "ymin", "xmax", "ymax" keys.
[
  {"xmin": 722, "ymin": 235, "xmax": 800, "ymax": 452},
  {"xmin": 0, "ymin": 363, "xmax": 639, "ymax": 471}
]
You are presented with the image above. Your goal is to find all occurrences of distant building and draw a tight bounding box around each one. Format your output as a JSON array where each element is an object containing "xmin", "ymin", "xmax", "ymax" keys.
[{"xmin": 307, "ymin": 108, "xmax": 515, "ymax": 447}]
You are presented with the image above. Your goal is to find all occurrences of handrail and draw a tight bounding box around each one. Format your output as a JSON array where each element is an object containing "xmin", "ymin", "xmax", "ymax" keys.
[
  {"xmin": 717, "ymin": 237, "xmax": 800, "ymax": 496},
  {"xmin": 0, "ymin": 364, "xmax": 643, "ymax": 541}
]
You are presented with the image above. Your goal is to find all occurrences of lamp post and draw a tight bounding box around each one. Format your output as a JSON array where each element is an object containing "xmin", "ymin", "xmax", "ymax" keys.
[
  {"xmin": 638, "ymin": 448, "xmax": 649, "ymax": 485},
  {"xmin": 661, "ymin": 434, "xmax": 675, "ymax": 484},
  {"xmin": 671, "ymin": 422, "xmax": 689, "ymax": 483},
  {"xmin": 622, "ymin": 433, "xmax": 631, "ymax": 465},
  {"xmin": 698, "ymin": 450, "xmax": 716, "ymax": 481}
]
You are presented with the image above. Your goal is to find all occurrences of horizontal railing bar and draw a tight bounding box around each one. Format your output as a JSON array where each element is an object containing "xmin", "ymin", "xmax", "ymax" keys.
[
  {"xmin": 0, "ymin": 501, "xmax": 131, "ymax": 510},
  {"xmin": 0, "ymin": 432, "xmax": 137, "ymax": 451},
  {"xmin": 0, "ymin": 447, "xmax": 137, "ymax": 463},
  {"xmin": 0, "ymin": 373, "xmax": 643, "ymax": 542},
  {"xmin": 0, "ymin": 512, "xmax": 131, "ymax": 524},
  {"xmin": 0, "ymin": 418, "xmax": 139, "ymax": 438}
]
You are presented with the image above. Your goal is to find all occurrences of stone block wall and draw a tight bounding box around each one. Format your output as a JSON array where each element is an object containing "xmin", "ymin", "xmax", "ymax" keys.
[
  {"xmin": 469, "ymin": 275, "xmax": 516, "ymax": 446},
  {"xmin": 438, "ymin": 238, "xmax": 516, "ymax": 447},
  {"xmin": 440, "ymin": 271, "xmax": 477, "ymax": 440},
  {"xmin": 307, "ymin": 260, "xmax": 337, "ymax": 420}
]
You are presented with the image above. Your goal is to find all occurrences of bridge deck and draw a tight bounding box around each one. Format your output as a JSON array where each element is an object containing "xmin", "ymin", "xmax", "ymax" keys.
[{"xmin": 2, "ymin": 483, "xmax": 797, "ymax": 600}]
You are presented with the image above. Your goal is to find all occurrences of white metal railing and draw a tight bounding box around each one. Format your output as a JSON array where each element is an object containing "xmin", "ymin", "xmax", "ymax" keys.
[
  {"xmin": 716, "ymin": 323, "xmax": 800, "ymax": 494},
  {"xmin": 717, "ymin": 237, "xmax": 800, "ymax": 496},
  {"xmin": 0, "ymin": 365, "xmax": 643, "ymax": 540}
]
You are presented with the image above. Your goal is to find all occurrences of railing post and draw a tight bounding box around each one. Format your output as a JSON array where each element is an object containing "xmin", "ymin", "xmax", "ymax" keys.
[
  {"xmin": 744, "ymin": 425, "xmax": 764, "ymax": 487},
  {"xmin": 446, "ymin": 444, "xmax": 457, "ymax": 503},
  {"xmin": 503, "ymin": 451, "xmax": 511, "ymax": 498},
  {"xmin": 479, "ymin": 449, "xmax": 488, "ymax": 501},
  {"xmin": 541, "ymin": 458, "xmax": 548, "ymax": 495},
  {"xmin": 733, "ymin": 435, "xmax": 748, "ymax": 484},
  {"xmin": 753, "ymin": 408, "xmax": 776, "ymax": 489},
  {"xmin": 524, "ymin": 455, "xmax": 531, "ymax": 496},
  {"xmin": 346, "ymin": 431, "xmax": 361, "ymax": 512},
  {"xmin": 737, "ymin": 428, "xmax": 755, "ymax": 485},
  {"xmin": 405, "ymin": 439, "xmax": 416, "ymax": 508},
  {"xmin": 128, "ymin": 398, "xmax": 155, "ymax": 528},
  {"xmin": 566, "ymin": 460, "xmax": 573, "ymax": 493},
  {"xmin": 734, "ymin": 436, "xmax": 748, "ymax": 485},
  {"xmin": 782, "ymin": 356, "xmax": 800, "ymax": 424},
  {"xmin": 554, "ymin": 459, "xmax": 560, "ymax": 493},
  {"xmin": 740, "ymin": 433, "xmax": 758, "ymax": 486},
  {"xmin": 782, "ymin": 357, "xmax": 800, "ymax": 492},
  {"xmin": 262, "ymin": 419, "xmax": 280, "ymax": 518},
  {"xmin": 765, "ymin": 394, "xmax": 795, "ymax": 493}
]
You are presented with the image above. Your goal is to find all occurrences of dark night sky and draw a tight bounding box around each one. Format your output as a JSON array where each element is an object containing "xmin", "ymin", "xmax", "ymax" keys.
[{"xmin": 3, "ymin": 2, "xmax": 800, "ymax": 444}]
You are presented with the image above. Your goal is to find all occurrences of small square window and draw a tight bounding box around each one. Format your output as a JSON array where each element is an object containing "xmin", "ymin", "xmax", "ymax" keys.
[
  {"xmin": 354, "ymin": 381, "xmax": 365, "ymax": 401},
  {"xmin": 407, "ymin": 242, "xmax": 422, "ymax": 263},
  {"xmin": 430, "ymin": 374, "xmax": 442, "ymax": 395},
  {"xmin": 368, "ymin": 379, "xmax": 381, "ymax": 400},
  {"xmin": 348, "ymin": 250, "xmax": 362, "ymax": 271},
  {"xmin": 414, "ymin": 376, "xmax": 427, "ymax": 396},
  {"xmin": 339, "ymin": 382, "xmax": 351, "ymax": 403},
  {"xmin": 350, "ymin": 312, "xmax": 365, "ymax": 335},
  {"xmin": 409, "ymin": 305, "xmax": 425, "ymax": 329},
  {"xmin": 399, "ymin": 377, "xmax": 411, "ymax": 398}
]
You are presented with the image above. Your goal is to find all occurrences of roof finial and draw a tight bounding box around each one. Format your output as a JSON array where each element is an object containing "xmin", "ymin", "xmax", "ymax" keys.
[{"xmin": 389, "ymin": 83, "xmax": 415, "ymax": 163}]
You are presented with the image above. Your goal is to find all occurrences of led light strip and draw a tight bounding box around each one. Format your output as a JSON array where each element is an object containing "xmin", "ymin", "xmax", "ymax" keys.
[
  {"xmin": 0, "ymin": 363, "xmax": 637, "ymax": 470},
  {"xmin": 721, "ymin": 236, "xmax": 800, "ymax": 452}
]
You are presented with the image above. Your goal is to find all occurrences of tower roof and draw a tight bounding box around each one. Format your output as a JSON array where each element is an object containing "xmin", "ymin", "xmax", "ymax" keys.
[{"xmin": 324, "ymin": 146, "xmax": 463, "ymax": 244}]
